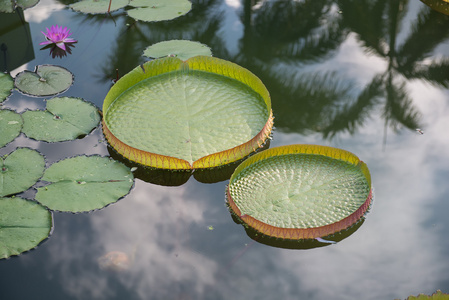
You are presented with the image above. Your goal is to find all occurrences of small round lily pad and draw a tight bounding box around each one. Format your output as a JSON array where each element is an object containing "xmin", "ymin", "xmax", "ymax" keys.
[
  {"xmin": 69, "ymin": 0, "xmax": 129, "ymax": 14},
  {"xmin": 0, "ymin": 148, "xmax": 46, "ymax": 197},
  {"xmin": 127, "ymin": 0, "xmax": 192, "ymax": 22},
  {"xmin": 227, "ymin": 144, "xmax": 372, "ymax": 240},
  {"xmin": 0, "ymin": 109, "xmax": 23, "ymax": 147},
  {"xmin": 0, "ymin": 197, "xmax": 52, "ymax": 259},
  {"xmin": 14, "ymin": 65, "xmax": 73, "ymax": 97},
  {"xmin": 21, "ymin": 97, "xmax": 100, "ymax": 142},
  {"xmin": 36, "ymin": 155, "xmax": 134, "ymax": 213},
  {"xmin": 143, "ymin": 40, "xmax": 212, "ymax": 61},
  {"xmin": 0, "ymin": 73, "xmax": 14, "ymax": 102}
]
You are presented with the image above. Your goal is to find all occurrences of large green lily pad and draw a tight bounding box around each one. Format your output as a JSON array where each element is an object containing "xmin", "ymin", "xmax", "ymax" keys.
[
  {"xmin": 0, "ymin": 197, "xmax": 52, "ymax": 259},
  {"xmin": 143, "ymin": 40, "xmax": 212, "ymax": 61},
  {"xmin": 103, "ymin": 56, "xmax": 273, "ymax": 170},
  {"xmin": 14, "ymin": 65, "xmax": 73, "ymax": 97},
  {"xmin": 0, "ymin": 73, "xmax": 14, "ymax": 102},
  {"xmin": 227, "ymin": 144, "xmax": 372, "ymax": 240},
  {"xmin": 21, "ymin": 97, "xmax": 100, "ymax": 142},
  {"xmin": 36, "ymin": 155, "xmax": 134, "ymax": 213},
  {"xmin": 0, "ymin": 148, "xmax": 46, "ymax": 197},
  {"xmin": 69, "ymin": 0, "xmax": 129, "ymax": 14},
  {"xmin": 0, "ymin": 109, "xmax": 23, "ymax": 147},
  {"xmin": 127, "ymin": 0, "xmax": 192, "ymax": 22}
]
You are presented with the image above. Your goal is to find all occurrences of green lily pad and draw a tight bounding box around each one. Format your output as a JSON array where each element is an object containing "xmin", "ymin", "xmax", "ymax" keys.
[
  {"xmin": 227, "ymin": 144, "xmax": 372, "ymax": 240},
  {"xmin": 14, "ymin": 65, "xmax": 73, "ymax": 97},
  {"xmin": 69, "ymin": 0, "xmax": 129, "ymax": 14},
  {"xmin": 0, "ymin": 148, "xmax": 46, "ymax": 197},
  {"xmin": 0, "ymin": 197, "xmax": 52, "ymax": 259},
  {"xmin": 0, "ymin": 109, "xmax": 23, "ymax": 147},
  {"xmin": 143, "ymin": 40, "xmax": 212, "ymax": 61},
  {"xmin": 127, "ymin": 0, "xmax": 192, "ymax": 22},
  {"xmin": 103, "ymin": 56, "xmax": 273, "ymax": 170},
  {"xmin": 36, "ymin": 155, "xmax": 134, "ymax": 213},
  {"xmin": 21, "ymin": 97, "xmax": 100, "ymax": 142},
  {"xmin": 0, "ymin": 73, "xmax": 14, "ymax": 102},
  {"xmin": 0, "ymin": 0, "xmax": 39, "ymax": 12}
]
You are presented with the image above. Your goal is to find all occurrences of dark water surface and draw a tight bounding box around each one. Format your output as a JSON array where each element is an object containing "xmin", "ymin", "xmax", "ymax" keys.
[{"xmin": 1, "ymin": 1, "xmax": 449, "ymax": 299}]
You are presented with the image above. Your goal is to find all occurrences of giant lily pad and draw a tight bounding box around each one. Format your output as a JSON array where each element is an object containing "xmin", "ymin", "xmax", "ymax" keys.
[
  {"xmin": 69, "ymin": 0, "xmax": 129, "ymax": 14},
  {"xmin": 103, "ymin": 56, "xmax": 273, "ymax": 170},
  {"xmin": 0, "ymin": 197, "xmax": 52, "ymax": 259},
  {"xmin": 227, "ymin": 145, "xmax": 372, "ymax": 240},
  {"xmin": 0, "ymin": 73, "xmax": 14, "ymax": 102},
  {"xmin": 127, "ymin": 0, "xmax": 192, "ymax": 22},
  {"xmin": 0, "ymin": 148, "xmax": 46, "ymax": 197},
  {"xmin": 143, "ymin": 40, "xmax": 212, "ymax": 61},
  {"xmin": 35, "ymin": 155, "xmax": 134, "ymax": 212},
  {"xmin": 21, "ymin": 97, "xmax": 100, "ymax": 142},
  {"xmin": 14, "ymin": 65, "xmax": 73, "ymax": 97},
  {"xmin": 0, "ymin": 109, "xmax": 23, "ymax": 147}
]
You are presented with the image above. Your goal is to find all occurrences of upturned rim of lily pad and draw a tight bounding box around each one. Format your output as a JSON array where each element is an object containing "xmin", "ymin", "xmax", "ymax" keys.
[
  {"xmin": 227, "ymin": 144, "xmax": 373, "ymax": 240},
  {"xmin": 102, "ymin": 55, "xmax": 273, "ymax": 170}
]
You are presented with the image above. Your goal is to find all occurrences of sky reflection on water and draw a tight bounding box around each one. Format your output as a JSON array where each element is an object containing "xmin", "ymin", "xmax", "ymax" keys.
[{"xmin": 1, "ymin": 0, "xmax": 449, "ymax": 300}]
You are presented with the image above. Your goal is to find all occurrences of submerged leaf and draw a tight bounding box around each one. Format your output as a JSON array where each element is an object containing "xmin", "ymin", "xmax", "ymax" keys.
[
  {"xmin": 0, "ymin": 148, "xmax": 46, "ymax": 197},
  {"xmin": 69, "ymin": 0, "xmax": 129, "ymax": 14},
  {"xmin": 227, "ymin": 144, "xmax": 372, "ymax": 240},
  {"xmin": 127, "ymin": 0, "xmax": 192, "ymax": 22},
  {"xmin": 36, "ymin": 155, "xmax": 134, "ymax": 212},
  {"xmin": 21, "ymin": 97, "xmax": 100, "ymax": 142},
  {"xmin": 0, "ymin": 109, "xmax": 23, "ymax": 147},
  {"xmin": 143, "ymin": 40, "xmax": 212, "ymax": 61},
  {"xmin": 14, "ymin": 65, "xmax": 73, "ymax": 97},
  {"xmin": 0, "ymin": 197, "xmax": 52, "ymax": 259},
  {"xmin": 0, "ymin": 73, "xmax": 14, "ymax": 102}
]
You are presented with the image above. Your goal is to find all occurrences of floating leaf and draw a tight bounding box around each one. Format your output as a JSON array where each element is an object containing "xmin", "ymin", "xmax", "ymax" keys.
[
  {"xmin": 69, "ymin": 0, "xmax": 129, "ymax": 14},
  {"xmin": 127, "ymin": 0, "xmax": 192, "ymax": 22},
  {"xmin": 21, "ymin": 97, "xmax": 100, "ymax": 142},
  {"xmin": 401, "ymin": 290, "xmax": 449, "ymax": 300},
  {"xmin": 36, "ymin": 155, "xmax": 134, "ymax": 212},
  {"xmin": 0, "ymin": 148, "xmax": 46, "ymax": 197},
  {"xmin": 0, "ymin": 109, "xmax": 23, "ymax": 147},
  {"xmin": 0, "ymin": 197, "xmax": 52, "ymax": 259},
  {"xmin": 227, "ymin": 145, "xmax": 372, "ymax": 240},
  {"xmin": 14, "ymin": 65, "xmax": 73, "ymax": 97},
  {"xmin": 0, "ymin": 0, "xmax": 39, "ymax": 12},
  {"xmin": 103, "ymin": 56, "xmax": 273, "ymax": 170},
  {"xmin": 0, "ymin": 73, "xmax": 14, "ymax": 102},
  {"xmin": 143, "ymin": 40, "xmax": 212, "ymax": 61}
]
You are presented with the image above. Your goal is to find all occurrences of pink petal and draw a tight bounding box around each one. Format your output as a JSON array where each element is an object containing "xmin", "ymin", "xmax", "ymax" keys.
[{"xmin": 55, "ymin": 42, "xmax": 66, "ymax": 50}]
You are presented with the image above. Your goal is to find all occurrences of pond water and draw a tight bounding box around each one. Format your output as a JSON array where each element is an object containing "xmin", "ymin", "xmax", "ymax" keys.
[{"xmin": 1, "ymin": 0, "xmax": 449, "ymax": 299}]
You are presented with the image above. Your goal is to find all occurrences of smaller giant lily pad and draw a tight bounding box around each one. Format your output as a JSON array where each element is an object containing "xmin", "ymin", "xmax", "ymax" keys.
[
  {"xmin": 127, "ymin": 0, "xmax": 192, "ymax": 22},
  {"xmin": 143, "ymin": 40, "xmax": 212, "ymax": 61},
  {"xmin": 0, "ymin": 109, "xmax": 23, "ymax": 147},
  {"xmin": 36, "ymin": 155, "xmax": 134, "ymax": 213},
  {"xmin": 14, "ymin": 65, "xmax": 73, "ymax": 97},
  {"xmin": 21, "ymin": 97, "xmax": 100, "ymax": 142},
  {"xmin": 0, "ymin": 197, "xmax": 52, "ymax": 259},
  {"xmin": 69, "ymin": 0, "xmax": 129, "ymax": 14},
  {"xmin": 0, "ymin": 73, "xmax": 14, "ymax": 102},
  {"xmin": 0, "ymin": 148, "xmax": 46, "ymax": 197},
  {"xmin": 227, "ymin": 144, "xmax": 372, "ymax": 240}
]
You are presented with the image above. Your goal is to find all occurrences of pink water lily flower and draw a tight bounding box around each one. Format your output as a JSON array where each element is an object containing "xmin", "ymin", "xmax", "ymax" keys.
[{"xmin": 39, "ymin": 25, "xmax": 77, "ymax": 51}]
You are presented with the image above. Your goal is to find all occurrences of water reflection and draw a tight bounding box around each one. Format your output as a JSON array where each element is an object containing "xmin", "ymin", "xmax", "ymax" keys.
[{"xmin": 1, "ymin": 1, "xmax": 449, "ymax": 300}]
